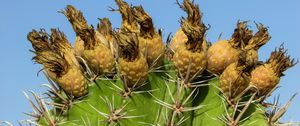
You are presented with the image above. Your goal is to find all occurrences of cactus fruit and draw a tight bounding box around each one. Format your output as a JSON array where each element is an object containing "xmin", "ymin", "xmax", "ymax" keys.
[
  {"xmin": 132, "ymin": 6, "xmax": 165, "ymax": 67},
  {"xmin": 245, "ymin": 23, "xmax": 271, "ymax": 67},
  {"xmin": 207, "ymin": 21, "xmax": 252, "ymax": 75},
  {"xmin": 219, "ymin": 52, "xmax": 250, "ymax": 99},
  {"xmin": 24, "ymin": 1, "xmax": 298, "ymax": 126},
  {"xmin": 250, "ymin": 45, "xmax": 297, "ymax": 96},
  {"xmin": 97, "ymin": 18, "xmax": 114, "ymax": 47},
  {"xmin": 28, "ymin": 29, "xmax": 88, "ymax": 98},
  {"xmin": 115, "ymin": 0, "xmax": 139, "ymax": 33},
  {"xmin": 170, "ymin": 0, "xmax": 208, "ymax": 54},
  {"xmin": 74, "ymin": 36, "xmax": 85, "ymax": 57},
  {"xmin": 61, "ymin": 5, "xmax": 87, "ymax": 57},
  {"xmin": 172, "ymin": 0, "xmax": 207, "ymax": 80},
  {"xmin": 62, "ymin": 5, "xmax": 115, "ymax": 76},
  {"xmin": 97, "ymin": 18, "xmax": 117, "ymax": 57},
  {"xmin": 115, "ymin": 32, "xmax": 149, "ymax": 87},
  {"xmin": 79, "ymin": 27, "xmax": 116, "ymax": 76},
  {"xmin": 206, "ymin": 39, "xmax": 240, "ymax": 75}
]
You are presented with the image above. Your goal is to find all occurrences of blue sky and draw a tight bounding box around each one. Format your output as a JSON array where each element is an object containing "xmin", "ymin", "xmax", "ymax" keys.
[{"xmin": 0, "ymin": 0, "xmax": 299, "ymax": 124}]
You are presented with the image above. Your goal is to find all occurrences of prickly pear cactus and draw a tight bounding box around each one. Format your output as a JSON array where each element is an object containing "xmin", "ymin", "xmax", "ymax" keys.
[{"xmin": 24, "ymin": 0, "xmax": 297, "ymax": 126}]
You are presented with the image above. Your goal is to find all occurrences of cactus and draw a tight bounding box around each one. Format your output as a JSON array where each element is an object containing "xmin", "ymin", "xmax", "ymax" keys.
[{"xmin": 23, "ymin": 0, "xmax": 298, "ymax": 126}]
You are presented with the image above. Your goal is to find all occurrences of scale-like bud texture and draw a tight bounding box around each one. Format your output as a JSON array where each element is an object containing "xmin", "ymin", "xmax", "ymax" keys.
[
  {"xmin": 250, "ymin": 64, "xmax": 279, "ymax": 96},
  {"xmin": 119, "ymin": 54, "xmax": 148, "ymax": 87},
  {"xmin": 170, "ymin": 28, "xmax": 187, "ymax": 53},
  {"xmin": 207, "ymin": 40, "xmax": 240, "ymax": 75},
  {"xmin": 74, "ymin": 36, "xmax": 85, "ymax": 56},
  {"xmin": 82, "ymin": 45, "xmax": 115, "ymax": 75},
  {"xmin": 173, "ymin": 47, "xmax": 206, "ymax": 79},
  {"xmin": 220, "ymin": 62, "xmax": 249, "ymax": 98},
  {"xmin": 54, "ymin": 66, "xmax": 88, "ymax": 97}
]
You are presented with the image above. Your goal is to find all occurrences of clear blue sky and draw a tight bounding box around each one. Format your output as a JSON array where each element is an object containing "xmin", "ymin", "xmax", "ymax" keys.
[{"xmin": 0, "ymin": 0, "xmax": 299, "ymax": 124}]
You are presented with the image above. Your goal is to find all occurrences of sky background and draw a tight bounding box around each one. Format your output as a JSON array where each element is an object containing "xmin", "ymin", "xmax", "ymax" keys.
[{"xmin": 0, "ymin": 0, "xmax": 299, "ymax": 125}]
